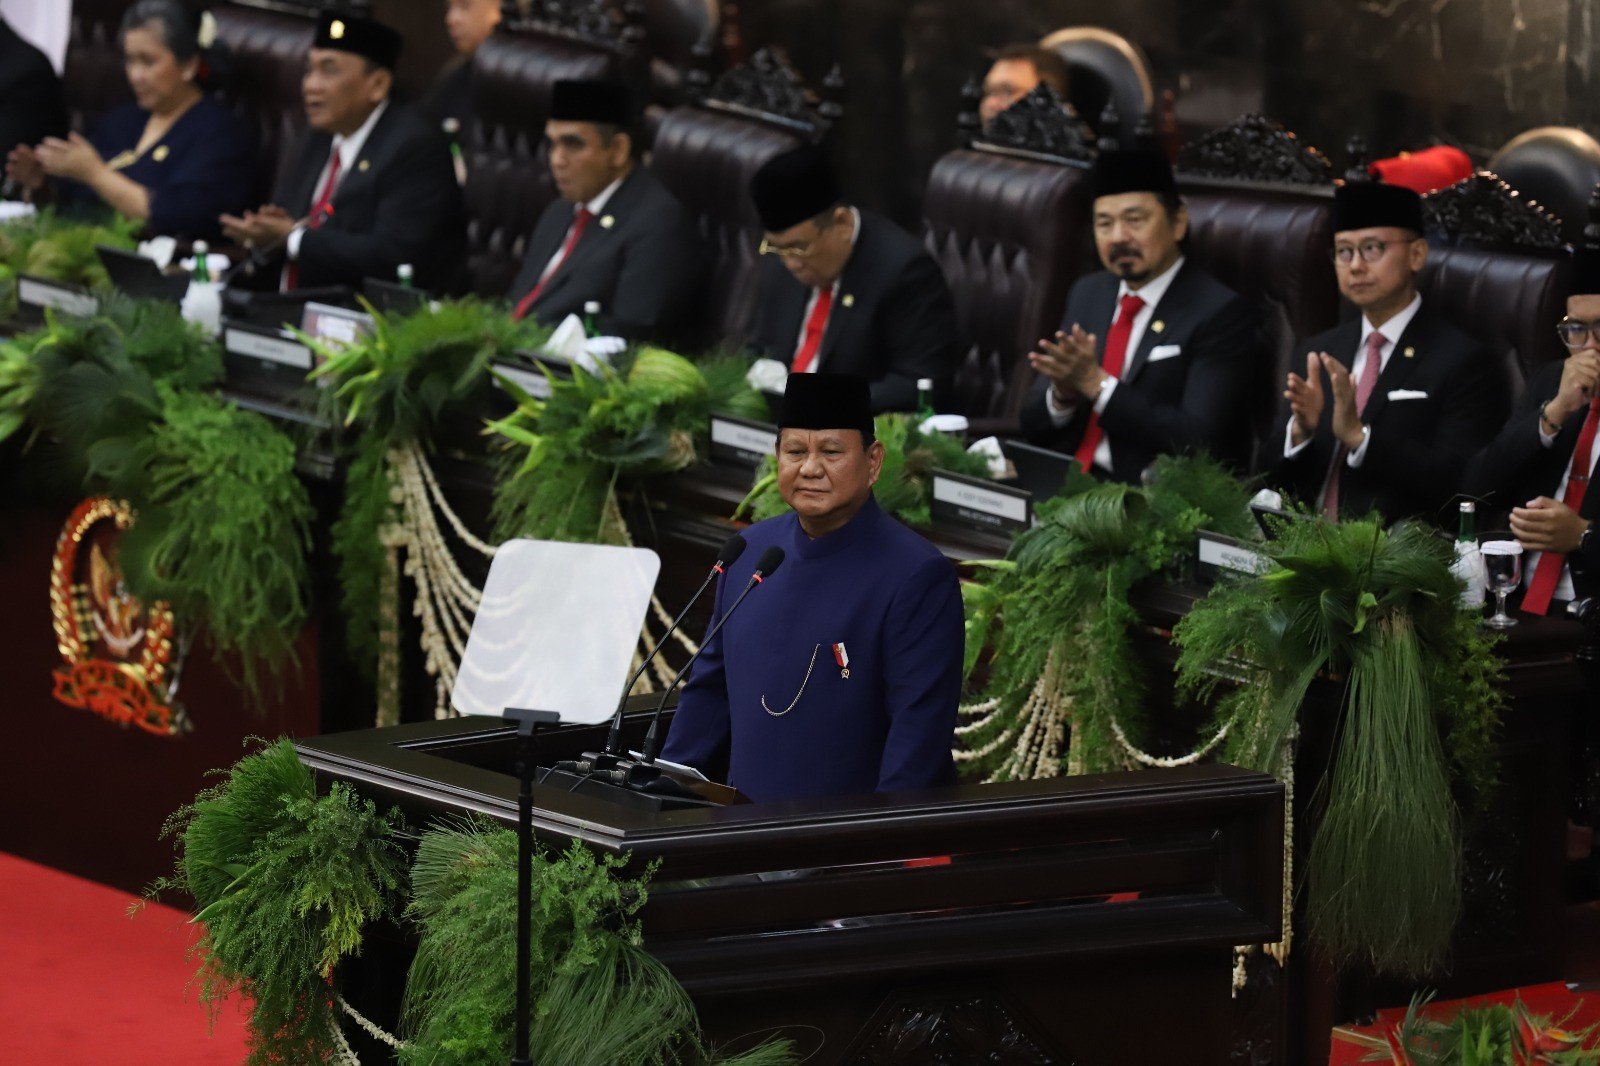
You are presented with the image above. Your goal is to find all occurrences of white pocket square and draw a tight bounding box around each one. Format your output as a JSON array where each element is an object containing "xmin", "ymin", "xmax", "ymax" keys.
[
  {"xmin": 1386, "ymin": 389, "xmax": 1429, "ymax": 401},
  {"xmin": 1147, "ymin": 344, "xmax": 1183, "ymax": 363}
]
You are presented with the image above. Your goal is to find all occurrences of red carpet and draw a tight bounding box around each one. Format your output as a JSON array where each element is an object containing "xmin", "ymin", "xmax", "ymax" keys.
[
  {"xmin": 0, "ymin": 851, "xmax": 250, "ymax": 1064},
  {"xmin": 1330, "ymin": 982, "xmax": 1600, "ymax": 1063}
]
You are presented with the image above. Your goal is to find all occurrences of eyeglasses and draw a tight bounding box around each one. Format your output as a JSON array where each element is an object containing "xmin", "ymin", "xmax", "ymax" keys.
[
  {"xmin": 1557, "ymin": 318, "xmax": 1600, "ymax": 349},
  {"xmin": 758, "ymin": 215, "xmax": 837, "ymax": 259},
  {"xmin": 1331, "ymin": 239, "xmax": 1408, "ymax": 265}
]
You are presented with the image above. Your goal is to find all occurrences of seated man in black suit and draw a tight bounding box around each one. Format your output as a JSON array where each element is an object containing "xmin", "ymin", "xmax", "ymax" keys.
[
  {"xmin": 507, "ymin": 79, "xmax": 703, "ymax": 342},
  {"xmin": 220, "ymin": 10, "xmax": 465, "ymax": 293},
  {"xmin": 1275, "ymin": 181, "xmax": 1502, "ymax": 524},
  {"xmin": 746, "ymin": 144, "xmax": 959, "ymax": 413},
  {"xmin": 1018, "ymin": 149, "xmax": 1260, "ymax": 482},
  {"xmin": 1466, "ymin": 246, "xmax": 1600, "ymax": 615}
]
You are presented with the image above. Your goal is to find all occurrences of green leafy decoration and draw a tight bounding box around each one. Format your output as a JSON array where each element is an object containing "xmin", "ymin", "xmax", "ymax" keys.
[
  {"xmin": 0, "ymin": 209, "xmax": 140, "ymax": 316},
  {"xmin": 735, "ymin": 413, "xmax": 992, "ymax": 527},
  {"xmin": 489, "ymin": 347, "xmax": 761, "ymax": 544},
  {"xmin": 958, "ymin": 454, "xmax": 1253, "ymax": 778},
  {"xmin": 108, "ymin": 389, "xmax": 313, "ymax": 695},
  {"xmin": 402, "ymin": 822, "xmax": 792, "ymax": 1066},
  {"xmin": 1173, "ymin": 517, "xmax": 1504, "ymax": 975},
  {"xmin": 1348, "ymin": 991, "xmax": 1600, "ymax": 1063},
  {"xmin": 157, "ymin": 739, "xmax": 409, "ymax": 1065}
]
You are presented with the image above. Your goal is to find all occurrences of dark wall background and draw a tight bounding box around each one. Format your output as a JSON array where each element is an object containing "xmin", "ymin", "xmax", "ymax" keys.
[{"xmin": 737, "ymin": 0, "xmax": 1600, "ymax": 224}]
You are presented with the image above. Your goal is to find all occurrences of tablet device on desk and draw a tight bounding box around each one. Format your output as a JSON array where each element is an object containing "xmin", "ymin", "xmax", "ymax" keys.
[
  {"xmin": 96, "ymin": 246, "xmax": 188, "ymax": 303},
  {"xmin": 1001, "ymin": 439, "xmax": 1076, "ymax": 503},
  {"xmin": 362, "ymin": 277, "xmax": 429, "ymax": 315}
]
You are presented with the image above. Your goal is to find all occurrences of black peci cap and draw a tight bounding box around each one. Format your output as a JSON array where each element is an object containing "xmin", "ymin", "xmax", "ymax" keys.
[
  {"xmin": 778, "ymin": 372, "xmax": 874, "ymax": 441},
  {"xmin": 751, "ymin": 144, "xmax": 843, "ymax": 233},
  {"xmin": 549, "ymin": 79, "xmax": 633, "ymax": 126},
  {"xmin": 313, "ymin": 9, "xmax": 403, "ymax": 70},
  {"xmin": 1332, "ymin": 180, "xmax": 1425, "ymax": 235}
]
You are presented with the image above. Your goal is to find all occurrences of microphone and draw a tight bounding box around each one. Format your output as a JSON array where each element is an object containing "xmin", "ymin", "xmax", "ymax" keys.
[
  {"xmin": 638, "ymin": 545, "xmax": 785, "ymax": 764},
  {"xmin": 599, "ymin": 532, "xmax": 746, "ymax": 757}
]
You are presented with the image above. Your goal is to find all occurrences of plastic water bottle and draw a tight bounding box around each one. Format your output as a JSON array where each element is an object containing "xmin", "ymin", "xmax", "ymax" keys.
[
  {"xmin": 916, "ymin": 377, "xmax": 936, "ymax": 423},
  {"xmin": 397, "ymin": 263, "xmax": 414, "ymax": 288},
  {"xmin": 583, "ymin": 300, "xmax": 601, "ymax": 337},
  {"xmin": 180, "ymin": 240, "xmax": 221, "ymax": 336},
  {"xmin": 1452, "ymin": 501, "xmax": 1487, "ymax": 609}
]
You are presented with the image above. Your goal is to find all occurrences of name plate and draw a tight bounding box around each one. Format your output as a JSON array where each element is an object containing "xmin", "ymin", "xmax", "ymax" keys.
[
  {"xmin": 18, "ymin": 275, "xmax": 99, "ymax": 318},
  {"xmin": 1196, "ymin": 530, "xmax": 1269, "ymax": 577},
  {"xmin": 709, "ymin": 414, "xmax": 777, "ymax": 467},
  {"xmin": 224, "ymin": 324, "xmax": 312, "ymax": 370},
  {"xmin": 931, "ymin": 469, "xmax": 1031, "ymax": 533}
]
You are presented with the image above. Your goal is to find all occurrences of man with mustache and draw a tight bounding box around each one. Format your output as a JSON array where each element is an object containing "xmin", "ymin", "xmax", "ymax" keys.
[
  {"xmin": 220, "ymin": 9, "xmax": 465, "ymax": 294},
  {"xmin": 1274, "ymin": 180, "xmax": 1501, "ymax": 524},
  {"xmin": 1018, "ymin": 148, "xmax": 1261, "ymax": 481}
]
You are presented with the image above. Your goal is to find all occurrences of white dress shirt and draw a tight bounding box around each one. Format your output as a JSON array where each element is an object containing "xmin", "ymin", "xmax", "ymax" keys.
[
  {"xmin": 1045, "ymin": 255, "xmax": 1184, "ymax": 473},
  {"xmin": 533, "ymin": 171, "xmax": 629, "ymax": 284},
  {"xmin": 1523, "ymin": 406, "xmax": 1600, "ymax": 602},
  {"xmin": 1283, "ymin": 292, "xmax": 1423, "ymax": 472},
  {"xmin": 285, "ymin": 101, "xmax": 389, "ymax": 263},
  {"xmin": 790, "ymin": 208, "xmax": 862, "ymax": 371}
]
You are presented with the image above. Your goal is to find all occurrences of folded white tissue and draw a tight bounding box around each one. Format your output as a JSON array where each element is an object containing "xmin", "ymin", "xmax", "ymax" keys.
[
  {"xmin": 1249, "ymin": 488, "xmax": 1285, "ymax": 511},
  {"xmin": 540, "ymin": 313, "xmax": 622, "ymax": 374},
  {"xmin": 918, "ymin": 413, "xmax": 969, "ymax": 435},
  {"xmin": 965, "ymin": 435, "xmax": 1008, "ymax": 478},
  {"xmin": 745, "ymin": 357, "xmax": 790, "ymax": 394}
]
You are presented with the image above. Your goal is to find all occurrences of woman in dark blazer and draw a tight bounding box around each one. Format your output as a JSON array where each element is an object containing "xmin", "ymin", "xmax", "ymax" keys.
[{"xmin": 4, "ymin": 1, "xmax": 255, "ymax": 242}]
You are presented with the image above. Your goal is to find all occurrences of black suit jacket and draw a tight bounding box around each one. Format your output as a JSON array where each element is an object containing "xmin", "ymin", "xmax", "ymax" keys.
[
  {"xmin": 1017, "ymin": 260, "xmax": 1261, "ymax": 483},
  {"xmin": 507, "ymin": 166, "xmax": 704, "ymax": 343},
  {"xmin": 1273, "ymin": 303, "xmax": 1504, "ymax": 525},
  {"xmin": 271, "ymin": 103, "xmax": 465, "ymax": 293},
  {"xmin": 1465, "ymin": 359, "xmax": 1600, "ymax": 599},
  {"xmin": 749, "ymin": 211, "xmax": 959, "ymax": 412},
  {"xmin": 0, "ymin": 20, "xmax": 67, "ymax": 157}
]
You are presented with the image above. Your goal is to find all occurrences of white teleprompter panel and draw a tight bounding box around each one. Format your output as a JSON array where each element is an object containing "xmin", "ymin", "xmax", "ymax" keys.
[{"xmin": 451, "ymin": 539, "xmax": 661, "ymax": 724}]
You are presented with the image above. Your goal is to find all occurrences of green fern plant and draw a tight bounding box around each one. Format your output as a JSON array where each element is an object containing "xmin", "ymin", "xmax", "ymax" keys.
[{"xmin": 1173, "ymin": 517, "xmax": 1504, "ymax": 975}]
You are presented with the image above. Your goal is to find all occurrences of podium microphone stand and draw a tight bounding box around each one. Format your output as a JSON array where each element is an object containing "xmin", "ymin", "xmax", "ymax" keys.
[{"xmin": 504, "ymin": 706, "xmax": 562, "ymax": 1066}]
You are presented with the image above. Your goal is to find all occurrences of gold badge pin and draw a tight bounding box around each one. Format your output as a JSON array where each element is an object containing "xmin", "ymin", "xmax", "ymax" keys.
[
  {"xmin": 330, "ymin": 19, "xmax": 346, "ymax": 38},
  {"xmin": 358, "ymin": 159, "xmax": 371, "ymax": 172},
  {"xmin": 1403, "ymin": 346, "xmax": 1415, "ymax": 358},
  {"xmin": 1151, "ymin": 320, "xmax": 1165, "ymax": 333},
  {"xmin": 152, "ymin": 145, "xmax": 169, "ymax": 162},
  {"xmin": 842, "ymin": 293, "xmax": 855, "ymax": 308},
  {"xmin": 600, "ymin": 215, "xmax": 615, "ymax": 229}
]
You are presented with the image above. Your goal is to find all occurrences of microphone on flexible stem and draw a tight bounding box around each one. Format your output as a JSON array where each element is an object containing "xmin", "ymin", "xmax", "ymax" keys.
[
  {"xmin": 637, "ymin": 545, "xmax": 785, "ymax": 765},
  {"xmin": 598, "ymin": 532, "xmax": 746, "ymax": 758}
]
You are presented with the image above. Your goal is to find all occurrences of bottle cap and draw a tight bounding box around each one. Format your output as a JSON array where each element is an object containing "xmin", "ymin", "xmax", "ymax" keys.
[
  {"xmin": 192, "ymin": 240, "xmax": 209, "ymax": 254},
  {"xmin": 917, "ymin": 378, "xmax": 934, "ymax": 391},
  {"xmin": 1460, "ymin": 501, "xmax": 1476, "ymax": 512},
  {"xmin": 583, "ymin": 300, "xmax": 601, "ymax": 315},
  {"xmin": 397, "ymin": 263, "xmax": 414, "ymax": 278}
]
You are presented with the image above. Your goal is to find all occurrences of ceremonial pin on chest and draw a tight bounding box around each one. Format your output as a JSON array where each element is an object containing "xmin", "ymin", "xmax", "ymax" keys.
[{"xmin": 833, "ymin": 642, "xmax": 850, "ymax": 679}]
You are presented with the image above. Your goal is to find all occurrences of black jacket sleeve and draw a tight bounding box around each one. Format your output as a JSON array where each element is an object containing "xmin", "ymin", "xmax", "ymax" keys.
[
  {"xmin": 1463, "ymin": 361, "xmax": 1563, "ymax": 511},
  {"xmin": 868, "ymin": 253, "xmax": 961, "ymax": 413}
]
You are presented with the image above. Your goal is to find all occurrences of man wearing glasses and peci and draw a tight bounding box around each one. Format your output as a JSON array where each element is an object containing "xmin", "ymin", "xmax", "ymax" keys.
[
  {"xmin": 1274, "ymin": 180, "xmax": 1504, "ymax": 524},
  {"xmin": 744, "ymin": 144, "xmax": 959, "ymax": 413},
  {"xmin": 1467, "ymin": 246, "xmax": 1600, "ymax": 616}
]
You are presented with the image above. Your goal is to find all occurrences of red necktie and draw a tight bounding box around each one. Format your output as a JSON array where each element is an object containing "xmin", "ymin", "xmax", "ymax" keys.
[
  {"xmin": 1072, "ymin": 293, "xmax": 1144, "ymax": 473},
  {"xmin": 285, "ymin": 146, "xmax": 342, "ymax": 291},
  {"xmin": 1321, "ymin": 330, "xmax": 1387, "ymax": 520},
  {"xmin": 790, "ymin": 287, "xmax": 834, "ymax": 374},
  {"xmin": 512, "ymin": 207, "xmax": 594, "ymax": 322},
  {"xmin": 1522, "ymin": 396, "xmax": 1600, "ymax": 615}
]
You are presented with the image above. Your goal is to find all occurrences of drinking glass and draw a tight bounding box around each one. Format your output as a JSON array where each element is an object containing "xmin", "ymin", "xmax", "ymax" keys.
[{"xmin": 1480, "ymin": 535, "xmax": 1523, "ymax": 629}]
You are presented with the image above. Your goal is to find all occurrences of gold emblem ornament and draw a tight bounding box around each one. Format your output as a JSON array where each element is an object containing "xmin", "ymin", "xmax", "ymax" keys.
[
  {"xmin": 841, "ymin": 293, "xmax": 855, "ymax": 308},
  {"xmin": 50, "ymin": 497, "xmax": 187, "ymax": 736},
  {"xmin": 1151, "ymin": 320, "xmax": 1166, "ymax": 333},
  {"xmin": 358, "ymin": 158, "xmax": 371, "ymax": 172},
  {"xmin": 152, "ymin": 145, "xmax": 169, "ymax": 162},
  {"xmin": 600, "ymin": 215, "xmax": 616, "ymax": 229},
  {"xmin": 1403, "ymin": 346, "xmax": 1415, "ymax": 359},
  {"xmin": 329, "ymin": 19, "xmax": 346, "ymax": 38}
]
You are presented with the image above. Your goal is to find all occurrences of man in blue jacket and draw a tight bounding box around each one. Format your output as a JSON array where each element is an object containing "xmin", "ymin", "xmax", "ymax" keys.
[{"xmin": 662, "ymin": 373, "xmax": 964, "ymax": 803}]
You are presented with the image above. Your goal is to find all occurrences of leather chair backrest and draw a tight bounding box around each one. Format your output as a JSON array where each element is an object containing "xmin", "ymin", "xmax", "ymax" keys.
[
  {"xmin": 1417, "ymin": 245, "xmax": 1566, "ymax": 406},
  {"xmin": 1040, "ymin": 26, "xmax": 1154, "ymax": 132},
  {"xmin": 63, "ymin": 1, "xmax": 133, "ymax": 137},
  {"xmin": 461, "ymin": 30, "xmax": 620, "ymax": 296},
  {"xmin": 650, "ymin": 104, "xmax": 805, "ymax": 347},
  {"xmin": 1488, "ymin": 127, "xmax": 1600, "ymax": 246},
  {"xmin": 212, "ymin": 3, "xmax": 318, "ymax": 203},
  {"xmin": 921, "ymin": 149, "xmax": 1092, "ymax": 421},
  {"xmin": 1178, "ymin": 180, "xmax": 1341, "ymax": 470}
]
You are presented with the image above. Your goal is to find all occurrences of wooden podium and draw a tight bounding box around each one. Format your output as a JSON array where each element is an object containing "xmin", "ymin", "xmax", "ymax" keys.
[{"xmin": 297, "ymin": 711, "xmax": 1285, "ymax": 1065}]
